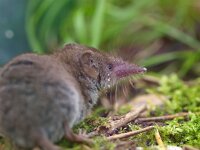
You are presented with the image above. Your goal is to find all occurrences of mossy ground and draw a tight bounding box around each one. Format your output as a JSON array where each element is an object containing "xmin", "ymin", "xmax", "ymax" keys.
[
  {"xmin": 64, "ymin": 74, "xmax": 200, "ymax": 149},
  {"xmin": 0, "ymin": 74, "xmax": 199, "ymax": 149}
]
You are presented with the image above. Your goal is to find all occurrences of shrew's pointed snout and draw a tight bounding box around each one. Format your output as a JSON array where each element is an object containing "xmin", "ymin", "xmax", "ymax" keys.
[{"xmin": 113, "ymin": 61, "xmax": 147, "ymax": 78}]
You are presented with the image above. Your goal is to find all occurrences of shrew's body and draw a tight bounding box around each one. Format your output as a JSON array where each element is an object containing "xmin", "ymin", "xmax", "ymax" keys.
[{"xmin": 0, "ymin": 44, "xmax": 146, "ymax": 150}]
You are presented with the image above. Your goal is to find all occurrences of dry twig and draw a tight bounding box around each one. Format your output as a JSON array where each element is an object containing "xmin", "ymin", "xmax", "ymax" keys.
[
  {"xmin": 108, "ymin": 105, "xmax": 146, "ymax": 134},
  {"xmin": 155, "ymin": 129, "xmax": 166, "ymax": 150},
  {"xmin": 136, "ymin": 112, "xmax": 189, "ymax": 122},
  {"xmin": 107, "ymin": 126, "xmax": 154, "ymax": 140}
]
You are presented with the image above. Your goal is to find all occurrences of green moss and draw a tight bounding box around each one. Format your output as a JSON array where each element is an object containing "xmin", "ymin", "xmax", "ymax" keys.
[
  {"xmin": 73, "ymin": 116, "xmax": 109, "ymax": 133},
  {"xmin": 92, "ymin": 107, "xmax": 109, "ymax": 117},
  {"xmin": 129, "ymin": 125, "xmax": 156, "ymax": 147},
  {"xmin": 93, "ymin": 136, "xmax": 115, "ymax": 150},
  {"xmin": 57, "ymin": 139, "xmax": 82, "ymax": 150},
  {"xmin": 151, "ymin": 74, "xmax": 200, "ymax": 115},
  {"xmin": 117, "ymin": 104, "xmax": 132, "ymax": 115},
  {"xmin": 132, "ymin": 75, "xmax": 200, "ymax": 148},
  {"xmin": 159, "ymin": 113, "xmax": 200, "ymax": 148},
  {"xmin": 57, "ymin": 133, "xmax": 115, "ymax": 150},
  {"xmin": 129, "ymin": 114, "xmax": 200, "ymax": 148}
]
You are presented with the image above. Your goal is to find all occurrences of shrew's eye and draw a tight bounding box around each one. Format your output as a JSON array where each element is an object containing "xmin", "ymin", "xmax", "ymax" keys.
[
  {"xmin": 108, "ymin": 64, "xmax": 113, "ymax": 70},
  {"xmin": 90, "ymin": 59, "xmax": 93, "ymax": 63}
]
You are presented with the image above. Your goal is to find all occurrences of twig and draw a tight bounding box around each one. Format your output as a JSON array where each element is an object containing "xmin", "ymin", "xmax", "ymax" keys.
[
  {"xmin": 155, "ymin": 129, "xmax": 166, "ymax": 150},
  {"xmin": 107, "ymin": 126, "xmax": 154, "ymax": 140},
  {"xmin": 136, "ymin": 112, "xmax": 189, "ymax": 122},
  {"xmin": 108, "ymin": 105, "xmax": 146, "ymax": 134}
]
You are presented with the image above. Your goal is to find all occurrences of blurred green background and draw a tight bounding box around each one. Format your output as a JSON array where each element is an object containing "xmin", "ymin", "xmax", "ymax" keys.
[{"xmin": 0, "ymin": 0, "xmax": 200, "ymax": 78}]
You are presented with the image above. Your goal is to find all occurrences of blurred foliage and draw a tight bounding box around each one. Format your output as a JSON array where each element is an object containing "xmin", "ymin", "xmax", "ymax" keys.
[{"xmin": 26, "ymin": 0, "xmax": 200, "ymax": 77}]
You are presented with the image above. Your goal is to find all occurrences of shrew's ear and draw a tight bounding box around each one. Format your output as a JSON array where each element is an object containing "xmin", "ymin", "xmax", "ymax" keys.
[
  {"xmin": 81, "ymin": 51, "xmax": 99, "ymax": 79},
  {"xmin": 81, "ymin": 51, "xmax": 93, "ymax": 65}
]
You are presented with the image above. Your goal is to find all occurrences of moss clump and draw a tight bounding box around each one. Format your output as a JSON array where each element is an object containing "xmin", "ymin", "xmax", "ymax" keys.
[
  {"xmin": 157, "ymin": 75, "xmax": 200, "ymax": 148},
  {"xmin": 73, "ymin": 106, "xmax": 109, "ymax": 133},
  {"xmin": 84, "ymin": 74, "xmax": 200, "ymax": 149},
  {"xmin": 159, "ymin": 113, "xmax": 200, "ymax": 148},
  {"xmin": 151, "ymin": 74, "xmax": 200, "ymax": 115},
  {"xmin": 58, "ymin": 125, "xmax": 114, "ymax": 150},
  {"xmin": 74, "ymin": 116, "xmax": 109, "ymax": 133},
  {"xmin": 57, "ymin": 139, "xmax": 82, "ymax": 150},
  {"xmin": 129, "ymin": 125, "xmax": 156, "ymax": 147},
  {"xmin": 129, "ymin": 114, "xmax": 200, "ymax": 148},
  {"xmin": 132, "ymin": 74, "xmax": 200, "ymax": 148},
  {"xmin": 93, "ymin": 136, "xmax": 115, "ymax": 150},
  {"xmin": 117, "ymin": 104, "xmax": 132, "ymax": 115}
]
